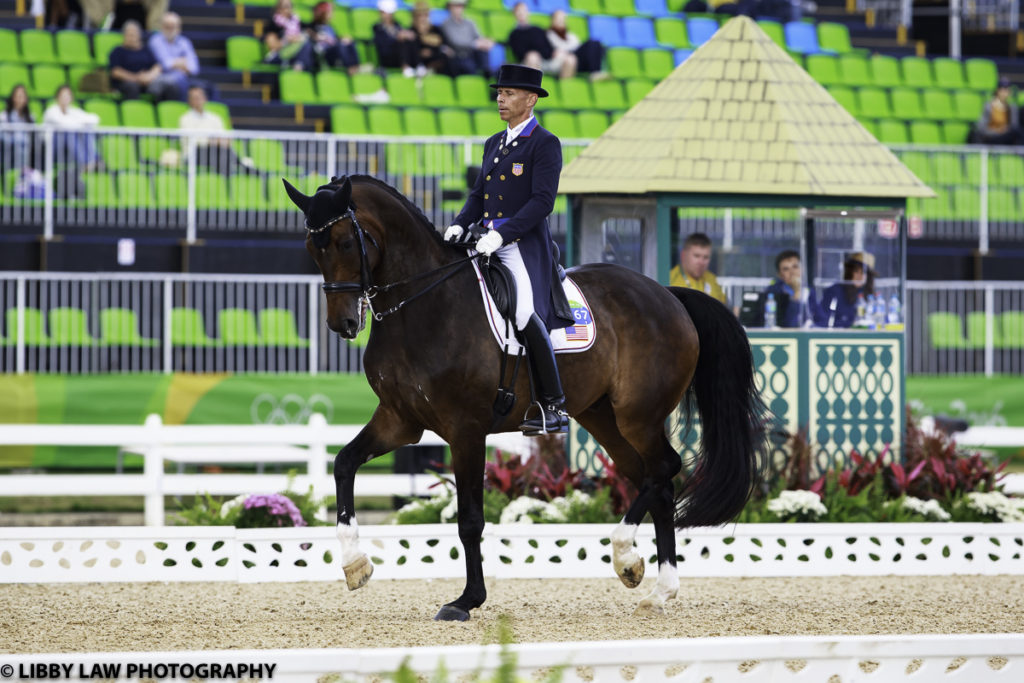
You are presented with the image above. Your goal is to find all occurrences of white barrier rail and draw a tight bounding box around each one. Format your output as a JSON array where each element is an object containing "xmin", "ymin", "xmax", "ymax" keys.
[
  {"xmin": 0, "ymin": 415, "xmax": 532, "ymax": 526},
  {"xmin": 2, "ymin": 523, "xmax": 1021, "ymax": 584},
  {"xmin": 4, "ymin": 634, "xmax": 1024, "ymax": 682}
]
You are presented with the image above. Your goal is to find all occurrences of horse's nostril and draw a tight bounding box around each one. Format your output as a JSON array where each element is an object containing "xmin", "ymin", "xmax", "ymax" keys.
[{"xmin": 343, "ymin": 318, "xmax": 358, "ymax": 337}]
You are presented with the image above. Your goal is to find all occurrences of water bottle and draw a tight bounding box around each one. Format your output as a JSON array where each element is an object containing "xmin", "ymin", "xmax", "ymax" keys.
[
  {"xmin": 866, "ymin": 295, "xmax": 876, "ymax": 329},
  {"xmin": 855, "ymin": 293, "xmax": 867, "ymax": 328},
  {"xmin": 764, "ymin": 292, "xmax": 777, "ymax": 329},
  {"xmin": 887, "ymin": 293, "xmax": 901, "ymax": 325},
  {"xmin": 873, "ymin": 295, "xmax": 886, "ymax": 330}
]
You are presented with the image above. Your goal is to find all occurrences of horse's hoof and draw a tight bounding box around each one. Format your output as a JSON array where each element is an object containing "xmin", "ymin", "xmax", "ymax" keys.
[
  {"xmin": 433, "ymin": 604, "xmax": 471, "ymax": 622},
  {"xmin": 634, "ymin": 597, "xmax": 666, "ymax": 616},
  {"xmin": 614, "ymin": 553, "xmax": 645, "ymax": 589},
  {"xmin": 343, "ymin": 554, "xmax": 373, "ymax": 591}
]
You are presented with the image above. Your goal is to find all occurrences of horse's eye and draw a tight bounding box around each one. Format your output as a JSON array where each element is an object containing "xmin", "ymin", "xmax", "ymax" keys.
[{"xmin": 339, "ymin": 239, "xmax": 355, "ymax": 251}]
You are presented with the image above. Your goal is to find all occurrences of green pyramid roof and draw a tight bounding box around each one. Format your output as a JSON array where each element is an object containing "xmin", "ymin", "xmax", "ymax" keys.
[{"xmin": 558, "ymin": 15, "xmax": 935, "ymax": 199}]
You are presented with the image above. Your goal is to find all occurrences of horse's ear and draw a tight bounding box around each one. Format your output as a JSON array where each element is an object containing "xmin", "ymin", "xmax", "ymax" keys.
[
  {"xmin": 333, "ymin": 176, "xmax": 353, "ymax": 213},
  {"xmin": 282, "ymin": 178, "xmax": 312, "ymax": 213}
]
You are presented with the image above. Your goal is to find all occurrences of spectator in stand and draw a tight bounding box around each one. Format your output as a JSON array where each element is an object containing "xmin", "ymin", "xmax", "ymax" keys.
[
  {"xmin": 307, "ymin": 1, "xmax": 361, "ymax": 74},
  {"xmin": 546, "ymin": 10, "xmax": 605, "ymax": 76},
  {"xmin": 1, "ymin": 84, "xmax": 35, "ymax": 172},
  {"xmin": 79, "ymin": 0, "xmax": 167, "ymax": 31},
  {"xmin": 410, "ymin": 1, "xmax": 455, "ymax": 76},
  {"xmin": 271, "ymin": 0, "xmax": 317, "ymax": 72},
  {"xmin": 762, "ymin": 250, "xmax": 821, "ymax": 328},
  {"xmin": 373, "ymin": 0, "xmax": 419, "ymax": 76},
  {"xmin": 971, "ymin": 77, "xmax": 1022, "ymax": 145},
  {"xmin": 43, "ymin": 84, "xmax": 102, "ymax": 171},
  {"xmin": 507, "ymin": 2, "xmax": 553, "ymax": 74},
  {"xmin": 148, "ymin": 12, "xmax": 201, "ymax": 100},
  {"xmin": 438, "ymin": 0, "xmax": 494, "ymax": 78},
  {"xmin": 178, "ymin": 85, "xmax": 258, "ymax": 175},
  {"xmin": 814, "ymin": 252, "xmax": 876, "ymax": 328},
  {"xmin": 669, "ymin": 232, "xmax": 727, "ymax": 304},
  {"xmin": 262, "ymin": 27, "xmax": 317, "ymax": 72},
  {"xmin": 108, "ymin": 21, "xmax": 180, "ymax": 101}
]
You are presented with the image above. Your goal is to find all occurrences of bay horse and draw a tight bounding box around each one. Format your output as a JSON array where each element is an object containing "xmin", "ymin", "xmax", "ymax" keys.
[{"xmin": 283, "ymin": 174, "xmax": 767, "ymax": 620}]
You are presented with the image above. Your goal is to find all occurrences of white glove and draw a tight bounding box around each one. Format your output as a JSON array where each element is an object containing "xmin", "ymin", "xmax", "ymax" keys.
[
  {"xmin": 443, "ymin": 224, "xmax": 464, "ymax": 242},
  {"xmin": 474, "ymin": 230, "xmax": 504, "ymax": 256}
]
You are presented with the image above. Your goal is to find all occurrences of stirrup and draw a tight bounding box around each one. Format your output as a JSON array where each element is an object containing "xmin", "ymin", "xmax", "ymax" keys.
[{"xmin": 519, "ymin": 401, "xmax": 569, "ymax": 435}]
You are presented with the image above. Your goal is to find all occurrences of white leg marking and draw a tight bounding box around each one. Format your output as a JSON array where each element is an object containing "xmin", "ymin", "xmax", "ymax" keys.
[
  {"xmin": 611, "ymin": 521, "xmax": 645, "ymax": 588},
  {"xmin": 336, "ymin": 519, "xmax": 364, "ymax": 566},
  {"xmin": 647, "ymin": 561, "xmax": 679, "ymax": 604},
  {"xmin": 611, "ymin": 521, "xmax": 638, "ymax": 561}
]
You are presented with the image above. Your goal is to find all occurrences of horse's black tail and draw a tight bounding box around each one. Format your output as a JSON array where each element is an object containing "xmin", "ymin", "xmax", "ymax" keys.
[{"xmin": 667, "ymin": 286, "xmax": 769, "ymax": 529}]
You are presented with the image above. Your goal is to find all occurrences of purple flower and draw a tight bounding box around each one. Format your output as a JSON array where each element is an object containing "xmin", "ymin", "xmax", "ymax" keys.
[{"xmin": 243, "ymin": 493, "xmax": 307, "ymax": 527}]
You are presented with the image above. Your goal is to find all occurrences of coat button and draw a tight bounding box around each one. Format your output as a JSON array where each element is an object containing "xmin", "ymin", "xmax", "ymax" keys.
[
  {"xmin": 500, "ymin": 175, "xmax": 505, "ymax": 180},
  {"xmin": 484, "ymin": 212, "xmax": 489, "ymax": 217},
  {"xmin": 484, "ymin": 194, "xmax": 489, "ymax": 199},
  {"xmin": 486, "ymin": 175, "xmax": 491, "ymax": 180},
  {"xmin": 493, "ymin": 157, "xmax": 499, "ymax": 163},
  {"xmin": 498, "ymin": 195, "xmax": 503, "ymax": 200},
  {"xmin": 497, "ymin": 212, "xmax": 503, "ymax": 217}
]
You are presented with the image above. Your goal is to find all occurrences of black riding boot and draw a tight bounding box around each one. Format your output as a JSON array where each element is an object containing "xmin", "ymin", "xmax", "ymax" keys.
[{"xmin": 519, "ymin": 313, "xmax": 569, "ymax": 435}]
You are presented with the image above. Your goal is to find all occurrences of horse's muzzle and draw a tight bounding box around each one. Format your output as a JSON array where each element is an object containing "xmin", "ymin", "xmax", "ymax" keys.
[{"xmin": 331, "ymin": 317, "xmax": 360, "ymax": 339}]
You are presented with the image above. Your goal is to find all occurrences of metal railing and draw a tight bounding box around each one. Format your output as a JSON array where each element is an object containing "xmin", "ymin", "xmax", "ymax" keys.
[
  {"xmin": 0, "ymin": 271, "xmax": 1020, "ymax": 375},
  {"xmin": 2, "ymin": 125, "xmax": 1023, "ymax": 251}
]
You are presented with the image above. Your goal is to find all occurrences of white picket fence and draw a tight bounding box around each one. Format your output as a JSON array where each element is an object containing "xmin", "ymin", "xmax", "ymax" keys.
[{"xmin": 0, "ymin": 414, "xmax": 531, "ymax": 526}]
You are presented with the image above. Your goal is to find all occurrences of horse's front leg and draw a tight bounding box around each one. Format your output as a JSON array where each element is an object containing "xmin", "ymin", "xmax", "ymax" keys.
[
  {"xmin": 335, "ymin": 405, "xmax": 422, "ymax": 591},
  {"xmin": 434, "ymin": 436, "xmax": 487, "ymax": 622}
]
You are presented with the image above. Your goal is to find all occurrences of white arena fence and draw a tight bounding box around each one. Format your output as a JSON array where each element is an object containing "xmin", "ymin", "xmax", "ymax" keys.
[
  {"xmin": 4, "ymin": 635, "xmax": 1023, "ymax": 683},
  {"xmin": 0, "ymin": 414, "xmax": 532, "ymax": 526},
  {"xmin": 1, "ymin": 272, "xmax": 1022, "ymax": 375},
  {"xmin": 0, "ymin": 123, "xmax": 1021, "ymax": 250},
  {"xmin": 2, "ymin": 523, "xmax": 1023, "ymax": 584}
]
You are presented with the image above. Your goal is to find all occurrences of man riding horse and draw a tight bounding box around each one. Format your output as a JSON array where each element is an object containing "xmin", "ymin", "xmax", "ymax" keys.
[{"xmin": 443, "ymin": 64, "xmax": 572, "ymax": 435}]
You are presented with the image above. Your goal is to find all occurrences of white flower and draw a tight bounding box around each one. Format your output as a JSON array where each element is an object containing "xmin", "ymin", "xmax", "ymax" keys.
[
  {"xmin": 901, "ymin": 496, "xmax": 951, "ymax": 522},
  {"xmin": 219, "ymin": 494, "xmax": 248, "ymax": 519},
  {"xmin": 964, "ymin": 492, "xmax": 1024, "ymax": 522},
  {"xmin": 499, "ymin": 496, "xmax": 553, "ymax": 524},
  {"xmin": 440, "ymin": 495, "xmax": 458, "ymax": 523},
  {"xmin": 767, "ymin": 490, "xmax": 828, "ymax": 519}
]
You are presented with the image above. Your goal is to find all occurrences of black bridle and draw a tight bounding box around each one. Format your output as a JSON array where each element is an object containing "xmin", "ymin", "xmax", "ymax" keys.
[{"xmin": 309, "ymin": 207, "xmax": 482, "ymax": 322}]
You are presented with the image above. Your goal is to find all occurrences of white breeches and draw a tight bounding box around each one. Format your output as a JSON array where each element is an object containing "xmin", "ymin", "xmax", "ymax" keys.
[{"xmin": 494, "ymin": 241, "xmax": 535, "ymax": 331}]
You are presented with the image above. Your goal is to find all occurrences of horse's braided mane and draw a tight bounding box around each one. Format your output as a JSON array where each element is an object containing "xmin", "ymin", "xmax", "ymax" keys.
[{"xmin": 342, "ymin": 174, "xmax": 445, "ymax": 247}]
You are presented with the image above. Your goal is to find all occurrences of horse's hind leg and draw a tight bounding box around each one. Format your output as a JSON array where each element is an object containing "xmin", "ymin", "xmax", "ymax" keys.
[{"xmin": 634, "ymin": 436, "xmax": 683, "ymax": 616}]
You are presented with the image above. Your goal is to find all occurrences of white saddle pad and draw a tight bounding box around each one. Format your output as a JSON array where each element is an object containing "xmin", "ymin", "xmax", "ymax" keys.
[{"xmin": 472, "ymin": 259, "xmax": 596, "ymax": 355}]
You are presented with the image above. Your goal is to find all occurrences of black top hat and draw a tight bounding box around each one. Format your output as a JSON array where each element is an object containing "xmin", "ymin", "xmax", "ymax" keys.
[{"xmin": 489, "ymin": 64, "xmax": 549, "ymax": 97}]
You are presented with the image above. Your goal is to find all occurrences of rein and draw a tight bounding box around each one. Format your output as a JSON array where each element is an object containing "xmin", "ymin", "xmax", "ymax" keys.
[{"xmin": 311, "ymin": 208, "xmax": 483, "ymax": 322}]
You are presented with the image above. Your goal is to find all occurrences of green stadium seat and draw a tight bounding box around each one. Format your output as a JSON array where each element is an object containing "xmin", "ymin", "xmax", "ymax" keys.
[
  {"xmin": 950, "ymin": 186, "xmax": 976, "ymax": 219},
  {"xmin": 566, "ymin": 13, "xmax": 589, "ymax": 40},
  {"xmin": 156, "ymin": 100, "xmax": 188, "ymax": 128},
  {"xmin": 384, "ymin": 142, "xmax": 420, "ymax": 175},
  {"xmin": 965, "ymin": 58, "xmax": 997, "ymax": 92},
  {"xmin": 641, "ymin": 48, "xmax": 674, "ymax": 79},
  {"xmin": 988, "ymin": 187, "xmax": 1017, "ymax": 221},
  {"xmin": 952, "ymin": 89, "xmax": 984, "ymax": 122},
  {"xmin": 422, "ymin": 74, "xmax": 456, "ymax": 107},
  {"xmin": 280, "ymin": 70, "xmax": 317, "ymax": 104},
  {"xmin": 403, "ymin": 106, "xmax": 439, "ymax": 136},
  {"xmin": 455, "ymin": 74, "xmax": 492, "ymax": 108},
  {"xmin": 542, "ymin": 110, "xmax": 579, "ymax": 138},
  {"xmin": 5, "ymin": 308, "xmax": 49, "ymax": 345},
  {"xmin": 259, "ymin": 308, "xmax": 309, "ymax": 347},
  {"xmin": 837, "ymin": 53, "xmax": 872, "ymax": 87},
  {"xmin": 230, "ymin": 174, "xmax": 268, "ymax": 207},
  {"xmin": 868, "ymin": 54, "xmax": 901, "ymax": 88},
  {"xmin": 899, "ymin": 56, "xmax": 933, "ymax": 89},
  {"xmin": 68, "ymin": 64, "xmax": 97, "ymax": 95},
  {"xmin": 438, "ymin": 107, "xmax": 472, "ymax": 136},
  {"xmin": 889, "ymin": 87, "xmax": 923, "ymax": 120},
  {"xmin": 756, "ymin": 20, "xmax": 785, "ymax": 50},
  {"xmin": 654, "ymin": 17, "xmax": 689, "ymax": 48},
  {"xmin": 992, "ymin": 153, "xmax": 1024, "ymax": 186},
  {"xmin": 83, "ymin": 171, "xmax": 116, "ymax": 207},
  {"xmin": 84, "ymin": 98, "xmax": 120, "ymax": 127},
  {"xmin": 385, "ymin": 73, "xmax": 421, "ymax": 106},
  {"xmin": 856, "ymin": 117, "xmax": 878, "ymax": 138},
  {"xmin": 999, "ymin": 311, "xmax": 1024, "ymax": 348},
  {"xmin": 856, "ymin": 87, "xmax": 891, "ymax": 119},
  {"xmin": 331, "ymin": 104, "xmax": 368, "ymax": 134},
  {"xmin": 876, "ymin": 119, "xmax": 909, "ymax": 144},
  {"xmin": 825, "ymin": 85, "xmax": 857, "ymax": 115},
  {"xmin": 194, "ymin": 172, "xmax": 231, "ymax": 209},
  {"xmin": 351, "ymin": 72, "xmax": 384, "ymax": 97},
  {"xmin": 171, "ymin": 308, "xmax": 217, "ymax": 346},
  {"xmin": 248, "ymin": 139, "xmax": 288, "ymax": 172},
  {"xmin": 117, "ymin": 171, "xmax": 154, "ymax": 207},
  {"xmin": 49, "ymin": 307, "xmax": 95, "ymax": 345},
  {"xmin": 805, "ymin": 54, "xmax": 840, "ymax": 86},
  {"xmin": 367, "ymin": 105, "xmax": 403, "ymax": 135},
  {"xmin": 92, "ymin": 31, "xmax": 122, "ymax": 67},
  {"xmin": 557, "ymin": 77, "xmax": 594, "ymax": 110},
  {"xmin": 920, "ymin": 89, "xmax": 954, "ymax": 121},
  {"xmin": 472, "ymin": 108, "xmax": 498, "ymax": 136},
  {"xmin": 154, "ymin": 172, "xmax": 187, "ymax": 208},
  {"xmin": 606, "ymin": 47, "xmax": 643, "ymax": 79},
  {"xmin": 816, "ymin": 22, "xmax": 852, "ymax": 54},
  {"xmin": 99, "ymin": 308, "xmax": 158, "ymax": 346},
  {"xmin": 591, "ymin": 79, "xmax": 626, "ymax": 110},
  {"xmin": 941, "ymin": 121, "xmax": 970, "ymax": 145},
  {"xmin": 0, "ymin": 28, "xmax": 19, "ymax": 63},
  {"xmin": 625, "ymin": 78, "xmax": 655, "ymax": 106},
  {"xmin": 897, "ymin": 150, "xmax": 933, "ymax": 183},
  {"xmin": 20, "ymin": 29, "xmax": 59, "ymax": 64},
  {"xmin": 32, "ymin": 64, "xmax": 68, "ymax": 100},
  {"xmin": 55, "ymin": 30, "xmax": 93, "ymax": 65},
  {"xmin": 226, "ymin": 35, "xmax": 264, "ymax": 71},
  {"xmin": 100, "ymin": 135, "xmax": 139, "ymax": 170},
  {"xmin": 909, "ymin": 120, "xmax": 942, "ymax": 144},
  {"xmin": 576, "ymin": 109, "xmax": 609, "ymax": 137},
  {"xmin": 928, "ymin": 312, "xmax": 968, "ymax": 349},
  {"xmin": 0, "ymin": 63, "xmax": 31, "ymax": 97},
  {"xmin": 120, "ymin": 100, "xmax": 157, "ymax": 128},
  {"xmin": 569, "ymin": 0, "xmax": 602, "ymax": 13},
  {"xmin": 931, "ymin": 57, "xmax": 965, "ymax": 89},
  {"xmin": 603, "ymin": 0, "xmax": 635, "ymax": 15},
  {"xmin": 962, "ymin": 153, "xmax": 985, "ymax": 183},
  {"xmin": 907, "ymin": 189, "xmax": 948, "ymax": 219},
  {"xmin": 350, "ymin": 8, "xmax": 379, "ymax": 41},
  {"xmin": 932, "ymin": 152, "xmax": 964, "ymax": 183},
  {"xmin": 485, "ymin": 12, "xmax": 516, "ymax": 42}
]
